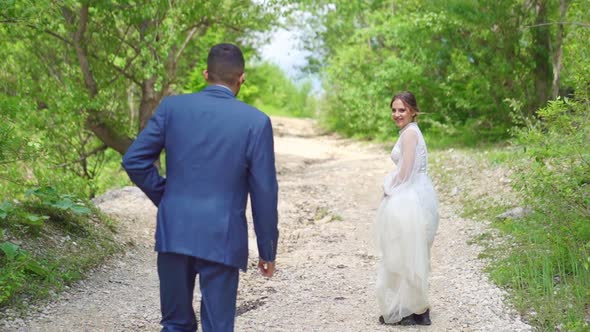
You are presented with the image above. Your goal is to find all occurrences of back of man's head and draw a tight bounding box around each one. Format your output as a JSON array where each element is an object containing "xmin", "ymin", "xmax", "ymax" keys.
[{"xmin": 207, "ymin": 43, "xmax": 245, "ymax": 85}]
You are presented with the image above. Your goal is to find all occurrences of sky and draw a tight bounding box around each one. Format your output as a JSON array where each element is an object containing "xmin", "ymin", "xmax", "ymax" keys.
[
  {"xmin": 259, "ymin": 28, "xmax": 308, "ymax": 78},
  {"xmin": 258, "ymin": 26, "xmax": 322, "ymax": 93}
]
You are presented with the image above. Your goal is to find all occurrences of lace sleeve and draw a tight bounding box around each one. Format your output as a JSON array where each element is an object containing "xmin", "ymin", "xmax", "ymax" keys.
[{"xmin": 384, "ymin": 129, "xmax": 419, "ymax": 195}]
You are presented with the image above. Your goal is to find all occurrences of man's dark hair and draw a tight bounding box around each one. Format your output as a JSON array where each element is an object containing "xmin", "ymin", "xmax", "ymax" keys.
[{"xmin": 207, "ymin": 43, "xmax": 245, "ymax": 84}]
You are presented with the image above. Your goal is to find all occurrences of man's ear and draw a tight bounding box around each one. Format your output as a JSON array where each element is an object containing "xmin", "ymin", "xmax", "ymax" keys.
[
  {"xmin": 239, "ymin": 72, "xmax": 246, "ymax": 85},
  {"xmin": 203, "ymin": 70, "xmax": 209, "ymax": 81}
]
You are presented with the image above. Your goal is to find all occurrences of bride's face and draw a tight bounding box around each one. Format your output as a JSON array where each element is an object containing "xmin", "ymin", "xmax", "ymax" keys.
[{"xmin": 391, "ymin": 99, "xmax": 416, "ymax": 129}]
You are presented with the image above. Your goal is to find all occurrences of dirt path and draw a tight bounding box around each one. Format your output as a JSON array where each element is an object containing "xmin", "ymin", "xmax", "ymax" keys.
[{"xmin": 4, "ymin": 117, "xmax": 531, "ymax": 331}]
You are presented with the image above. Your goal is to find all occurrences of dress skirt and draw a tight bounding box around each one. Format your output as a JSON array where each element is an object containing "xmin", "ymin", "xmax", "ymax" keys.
[{"xmin": 373, "ymin": 174, "xmax": 439, "ymax": 323}]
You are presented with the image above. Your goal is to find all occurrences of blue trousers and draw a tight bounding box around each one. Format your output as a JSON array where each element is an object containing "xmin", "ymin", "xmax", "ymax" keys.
[{"xmin": 157, "ymin": 252, "xmax": 239, "ymax": 332}]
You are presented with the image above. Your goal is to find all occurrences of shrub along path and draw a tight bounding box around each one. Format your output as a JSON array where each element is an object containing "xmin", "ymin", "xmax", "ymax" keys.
[{"xmin": 3, "ymin": 117, "xmax": 531, "ymax": 331}]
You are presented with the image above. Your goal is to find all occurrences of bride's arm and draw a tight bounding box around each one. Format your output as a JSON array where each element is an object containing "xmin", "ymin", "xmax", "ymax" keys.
[{"xmin": 384, "ymin": 130, "xmax": 418, "ymax": 195}]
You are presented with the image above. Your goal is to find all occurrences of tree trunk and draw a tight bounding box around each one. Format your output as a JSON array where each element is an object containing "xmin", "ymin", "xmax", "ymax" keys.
[
  {"xmin": 86, "ymin": 115, "xmax": 133, "ymax": 154},
  {"xmin": 128, "ymin": 84, "xmax": 136, "ymax": 127},
  {"xmin": 138, "ymin": 77, "xmax": 160, "ymax": 133},
  {"xmin": 66, "ymin": 4, "xmax": 135, "ymax": 154},
  {"xmin": 552, "ymin": 0, "xmax": 568, "ymax": 99},
  {"xmin": 531, "ymin": 0, "xmax": 553, "ymax": 111}
]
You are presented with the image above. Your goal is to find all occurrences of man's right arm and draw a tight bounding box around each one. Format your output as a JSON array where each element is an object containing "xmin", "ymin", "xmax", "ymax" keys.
[{"xmin": 122, "ymin": 98, "xmax": 168, "ymax": 206}]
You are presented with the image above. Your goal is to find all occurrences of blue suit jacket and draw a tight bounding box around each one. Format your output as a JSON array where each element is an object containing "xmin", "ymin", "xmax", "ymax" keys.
[{"xmin": 122, "ymin": 85, "xmax": 278, "ymax": 270}]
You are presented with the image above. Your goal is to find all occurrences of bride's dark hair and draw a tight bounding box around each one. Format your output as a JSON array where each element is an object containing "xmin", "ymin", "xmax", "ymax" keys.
[{"xmin": 390, "ymin": 91, "xmax": 420, "ymax": 119}]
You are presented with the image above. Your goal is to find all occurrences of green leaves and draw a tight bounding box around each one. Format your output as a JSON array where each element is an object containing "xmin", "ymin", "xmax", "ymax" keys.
[
  {"xmin": 303, "ymin": 0, "xmax": 589, "ymax": 143},
  {"xmin": 0, "ymin": 187, "xmax": 93, "ymax": 236},
  {"xmin": 26, "ymin": 186, "xmax": 91, "ymax": 215},
  {"xmin": 52, "ymin": 200, "xmax": 91, "ymax": 215},
  {"xmin": 236, "ymin": 62, "xmax": 316, "ymax": 118},
  {"xmin": 0, "ymin": 201, "xmax": 14, "ymax": 220},
  {"xmin": 1, "ymin": 0, "xmax": 287, "ymax": 199},
  {"xmin": 23, "ymin": 214, "xmax": 49, "ymax": 227},
  {"xmin": 495, "ymin": 90, "xmax": 590, "ymax": 329},
  {"xmin": 0, "ymin": 242, "xmax": 19, "ymax": 260},
  {"xmin": 0, "ymin": 241, "xmax": 49, "ymax": 277},
  {"xmin": 0, "ymin": 241, "xmax": 49, "ymax": 306},
  {"xmin": 0, "ymin": 199, "xmax": 49, "ymax": 230}
]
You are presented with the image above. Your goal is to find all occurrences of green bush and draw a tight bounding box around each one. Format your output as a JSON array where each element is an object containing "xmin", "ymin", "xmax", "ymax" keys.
[
  {"xmin": 512, "ymin": 97, "xmax": 589, "ymax": 243},
  {"xmin": 186, "ymin": 61, "xmax": 316, "ymax": 118},
  {"xmin": 0, "ymin": 186, "xmax": 119, "ymax": 308},
  {"xmin": 490, "ymin": 97, "xmax": 590, "ymax": 331},
  {"xmin": 0, "ymin": 241, "xmax": 49, "ymax": 305}
]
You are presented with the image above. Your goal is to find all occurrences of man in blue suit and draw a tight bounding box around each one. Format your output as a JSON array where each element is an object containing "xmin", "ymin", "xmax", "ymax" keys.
[{"xmin": 122, "ymin": 43, "xmax": 278, "ymax": 332}]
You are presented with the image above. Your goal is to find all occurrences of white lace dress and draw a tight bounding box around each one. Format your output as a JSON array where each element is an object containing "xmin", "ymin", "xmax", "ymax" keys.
[{"xmin": 373, "ymin": 122, "xmax": 439, "ymax": 323}]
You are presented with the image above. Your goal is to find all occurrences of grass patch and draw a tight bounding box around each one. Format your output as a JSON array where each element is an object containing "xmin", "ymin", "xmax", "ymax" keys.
[
  {"xmin": 460, "ymin": 196, "xmax": 512, "ymax": 221},
  {"xmin": 312, "ymin": 206, "xmax": 343, "ymax": 223},
  {"xmin": 486, "ymin": 212, "xmax": 590, "ymax": 331},
  {"xmin": 447, "ymin": 144, "xmax": 518, "ymax": 167},
  {"xmin": 466, "ymin": 231, "xmax": 494, "ymax": 246},
  {"xmin": 253, "ymin": 99, "xmax": 315, "ymax": 119},
  {"xmin": 478, "ymin": 148, "xmax": 515, "ymax": 166},
  {"xmin": 438, "ymin": 148, "xmax": 590, "ymax": 331},
  {"xmin": 259, "ymin": 104, "xmax": 313, "ymax": 118},
  {"xmin": 0, "ymin": 190, "xmax": 123, "ymax": 312}
]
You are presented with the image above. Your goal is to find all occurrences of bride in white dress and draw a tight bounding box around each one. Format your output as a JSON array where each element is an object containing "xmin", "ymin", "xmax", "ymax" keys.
[{"xmin": 374, "ymin": 91, "xmax": 439, "ymax": 326}]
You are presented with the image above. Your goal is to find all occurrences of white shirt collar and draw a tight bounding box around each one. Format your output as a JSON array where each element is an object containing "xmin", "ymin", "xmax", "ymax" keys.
[{"xmin": 213, "ymin": 84, "xmax": 234, "ymax": 94}]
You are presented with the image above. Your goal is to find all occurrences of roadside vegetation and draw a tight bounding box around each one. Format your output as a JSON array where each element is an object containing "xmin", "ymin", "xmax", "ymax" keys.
[{"xmin": 1, "ymin": 1, "xmax": 588, "ymax": 330}]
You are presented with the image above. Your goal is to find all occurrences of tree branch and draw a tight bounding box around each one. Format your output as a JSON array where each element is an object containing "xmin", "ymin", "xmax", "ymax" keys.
[
  {"xmin": 0, "ymin": 18, "xmax": 74, "ymax": 46},
  {"xmin": 110, "ymin": 23, "xmax": 141, "ymax": 54},
  {"xmin": 3, "ymin": 15, "xmax": 137, "ymax": 88},
  {"xmin": 36, "ymin": 26, "xmax": 72, "ymax": 45},
  {"xmin": 71, "ymin": 4, "xmax": 98, "ymax": 97},
  {"xmin": 85, "ymin": 115, "xmax": 134, "ymax": 154},
  {"xmin": 522, "ymin": 21, "xmax": 590, "ymax": 29},
  {"xmin": 32, "ymin": 48, "xmax": 66, "ymax": 86},
  {"xmin": 0, "ymin": 157, "xmax": 35, "ymax": 166},
  {"xmin": 50, "ymin": 144, "xmax": 108, "ymax": 169},
  {"xmin": 0, "ymin": 173, "xmax": 26, "ymax": 186},
  {"xmin": 175, "ymin": 26, "xmax": 199, "ymax": 62},
  {"xmin": 210, "ymin": 19, "xmax": 245, "ymax": 33},
  {"xmin": 108, "ymin": 54, "xmax": 142, "ymax": 86}
]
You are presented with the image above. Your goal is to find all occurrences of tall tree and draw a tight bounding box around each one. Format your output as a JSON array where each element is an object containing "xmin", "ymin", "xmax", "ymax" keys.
[
  {"xmin": 298, "ymin": 0, "xmax": 584, "ymax": 141},
  {"xmin": 530, "ymin": 0, "xmax": 554, "ymax": 109},
  {"xmin": 1, "ymin": 0, "xmax": 283, "ymax": 154},
  {"xmin": 551, "ymin": 0, "xmax": 569, "ymax": 99}
]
